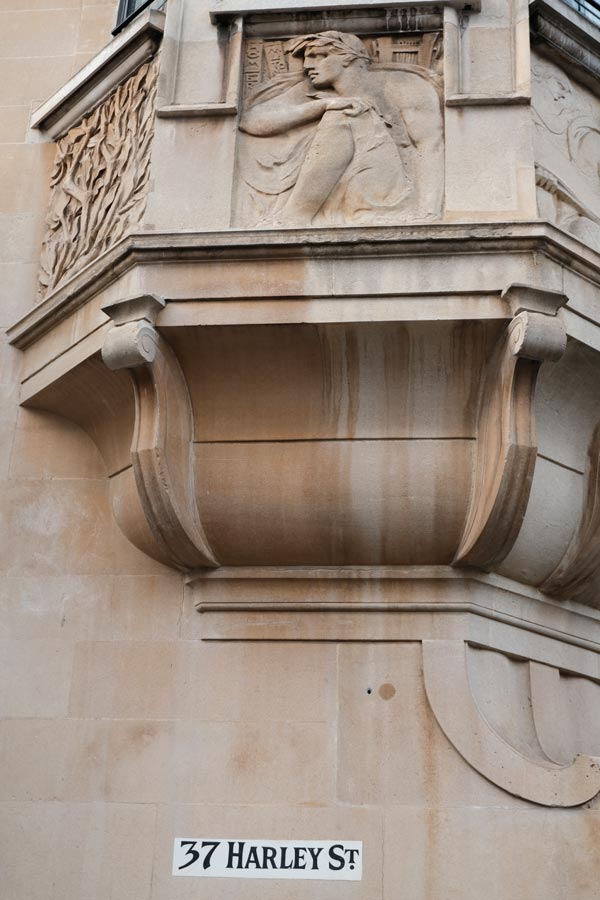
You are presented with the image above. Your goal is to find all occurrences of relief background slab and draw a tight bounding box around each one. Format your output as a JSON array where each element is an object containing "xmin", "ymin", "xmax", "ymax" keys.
[{"xmin": 234, "ymin": 28, "xmax": 444, "ymax": 227}]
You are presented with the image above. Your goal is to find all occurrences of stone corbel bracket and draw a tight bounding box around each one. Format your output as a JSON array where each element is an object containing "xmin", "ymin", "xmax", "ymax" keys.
[
  {"xmin": 102, "ymin": 294, "xmax": 218, "ymax": 571},
  {"xmin": 540, "ymin": 422, "xmax": 600, "ymax": 607},
  {"xmin": 423, "ymin": 640, "xmax": 600, "ymax": 807},
  {"xmin": 453, "ymin": 284, "xmax": 567, "ymax": 571}
]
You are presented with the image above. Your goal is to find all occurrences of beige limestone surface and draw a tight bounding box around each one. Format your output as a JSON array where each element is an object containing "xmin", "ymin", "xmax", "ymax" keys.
[{"xmin": 3, "ymin": 0, "xmax": 600, "ymax": 898}]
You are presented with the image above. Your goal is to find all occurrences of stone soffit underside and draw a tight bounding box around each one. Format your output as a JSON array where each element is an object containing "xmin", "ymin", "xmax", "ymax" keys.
[
  {"xmin": 8, "ymin": 0, "xmax": 600, "ymax": 605},
  {"xmin": 9, "ymin": 224, "xmax": 600, "ymax": 599}
]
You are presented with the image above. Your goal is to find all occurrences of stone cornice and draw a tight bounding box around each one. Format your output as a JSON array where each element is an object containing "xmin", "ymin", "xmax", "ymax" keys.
[
  {"xmin": 530, "ymin": 0, "xmax": 600, "ymax": 95},
  {"xmin": 190, "ymin": 565, "xmax": 600, "ymax": 652},
  {"xmin": 8, "ymin": 221, "xmax": 600, "ymax": 351},
  {"xmin": 209, "ymin": 0, "xmax": 479, "ymax": 25}
]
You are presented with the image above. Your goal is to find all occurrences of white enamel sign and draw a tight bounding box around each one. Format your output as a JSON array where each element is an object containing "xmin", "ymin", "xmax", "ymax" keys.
[{"xmin": 172, "ymin": 838, "xmax": 363, "ymax": 880}]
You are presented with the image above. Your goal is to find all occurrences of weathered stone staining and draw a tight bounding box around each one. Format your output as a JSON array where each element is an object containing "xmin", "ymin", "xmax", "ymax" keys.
[
  {"xmin": 4, "ymin": 1, "xmax": 600, "ymax": 897},
  {"xmin": 236, "ymin": 30, "xmax": 443, "ymax": 226}
]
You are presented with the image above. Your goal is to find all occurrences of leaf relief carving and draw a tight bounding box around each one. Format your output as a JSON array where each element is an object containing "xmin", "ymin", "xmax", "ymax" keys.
[{"xmin": 38, "ymin": 55, "xmax": 159, "ymax": 299}]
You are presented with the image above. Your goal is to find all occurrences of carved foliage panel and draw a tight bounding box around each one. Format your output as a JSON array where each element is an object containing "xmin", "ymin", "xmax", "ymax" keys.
[
  {"xmin": 234, "ymin": 29, "xmax": 444, "ymax": 228},
  {"xmin": 532, "ymin": 52, "xmax": 600, "ymax": 253},
  {"xmin": 38, "ymin": 55, "xmax": 160, "ymax": 299}
]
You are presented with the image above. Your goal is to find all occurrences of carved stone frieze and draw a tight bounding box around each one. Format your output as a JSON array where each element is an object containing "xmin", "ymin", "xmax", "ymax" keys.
[
  {"xmin": 38, "ymin": 55, "xmax": 159, "ymax": 299},
  {"xmin": 235, "ymin": 29, "xmax": 443, "ymax": 227},
  {"xmin": 536, "ymin": 164, "xmax": 600, "ymax": 254},
  {"xmin": 532, "ymin": 54, "xmax": 600, "ymax": 249}
]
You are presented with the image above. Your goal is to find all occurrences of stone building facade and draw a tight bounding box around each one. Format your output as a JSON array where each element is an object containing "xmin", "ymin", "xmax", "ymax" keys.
[{"xmin": 2, "ymin": 0, "xmax": 600, "ymax": 897}]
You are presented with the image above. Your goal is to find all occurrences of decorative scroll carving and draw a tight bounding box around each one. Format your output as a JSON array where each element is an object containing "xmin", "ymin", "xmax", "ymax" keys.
[
  {"xmin": 38, "ymin": 56, "xmax": 159, "ymax": 299},
  {"xmin": 102, "ymin": 296, "xmax": 218, "ymax": 572},
  {"xmin": 541, "ymin": 423, "xmax": 600, "ymax": 607},
  {"xmin": 103, "ymin": 320, "xmax": 158, "ymax": 369},
  {"xmin": 536, "ymin": 164, "xmax": 600, "ymax": 254},
  {"xmin": 423, "ymin": 640, "xmax": 600, "ymax": 807},
  {"xmin": 236, "ymin": 31, "xmax": 443, "ymax": 227},
  {"xmin": 453, "ymin": 287, "xmax": 567, "ymax": 571}
]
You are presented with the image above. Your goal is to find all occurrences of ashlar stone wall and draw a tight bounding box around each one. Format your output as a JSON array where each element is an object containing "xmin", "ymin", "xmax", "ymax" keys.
[{"xmin": 2, "ymin": 2, "xmax": 600, "ymax": 899}]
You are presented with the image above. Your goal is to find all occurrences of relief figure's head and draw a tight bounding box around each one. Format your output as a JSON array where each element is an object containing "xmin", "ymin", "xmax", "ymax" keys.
[{"xmin": 287, "ymin": 31, "xmax": 371, "ymax": 89}]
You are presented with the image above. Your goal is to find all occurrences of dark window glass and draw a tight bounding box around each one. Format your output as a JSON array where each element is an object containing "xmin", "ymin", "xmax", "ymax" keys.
[{"xmin": 114, "ymin": 0, "xmax": 160, "ymax": 34}]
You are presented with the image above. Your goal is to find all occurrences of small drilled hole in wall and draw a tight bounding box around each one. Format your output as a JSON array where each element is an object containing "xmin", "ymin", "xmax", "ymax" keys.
[{"xmin": 366, "ymin": 688, "xmax": 372, "ymax": 695}]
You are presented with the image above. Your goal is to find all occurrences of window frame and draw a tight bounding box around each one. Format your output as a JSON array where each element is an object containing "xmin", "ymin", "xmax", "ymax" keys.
[
  {"xmin": 564, "ymin": 0, "xmax": 600, "ymax": 27},
  {"xmin": 113, "ymin": 0, "xmax": 158, "ymax": 35}
]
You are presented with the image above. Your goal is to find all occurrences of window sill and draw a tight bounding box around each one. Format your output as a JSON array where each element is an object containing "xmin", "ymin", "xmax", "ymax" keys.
[{"xmin": 30, "ymin": 7, "xmax": 165, "ymax": 140}]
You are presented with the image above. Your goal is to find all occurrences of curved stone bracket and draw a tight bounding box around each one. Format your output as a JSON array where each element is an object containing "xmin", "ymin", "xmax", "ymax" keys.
[
  {"xmin": 541, "ymin": 422, "xmax": 600, "ymax": 607},
  {"xmin": 529, "ymin": 661, "xmax": 574, "ymax": 766},
  {"xmin": 102, "ymin": 295, "xmax": 218, "ymax": 571},
  {"xmin": 422, "ymin": 640, "xmax": 600, "ymax": 807},
  {"xmin": 453, "ymin": 285, "xmax": 567, "ymax": 570}
]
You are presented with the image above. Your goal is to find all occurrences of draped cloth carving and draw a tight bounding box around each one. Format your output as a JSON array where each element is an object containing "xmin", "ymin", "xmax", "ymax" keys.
[
  {"xmin": 235, "ymin": 31, "xmax": 444, "ymax": 228},
  {"xmin": 38, "ymin": 55, "xmax": 159, "ymax": 299},
  {"xmin": 532, "ymin": 55, "xmax": 600, "ymax": 253}
]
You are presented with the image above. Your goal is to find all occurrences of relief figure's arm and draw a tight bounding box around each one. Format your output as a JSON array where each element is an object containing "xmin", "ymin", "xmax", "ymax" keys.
[
  {"xmin": 392, "ymin": 86, "xmax": 444, "ymax": 218},
  {"xmin": 240, "ymin": 97, "xmax": 329, "ymax": 136},
  {"xmin": 410, "ymin": 127, "xmax": 443, "ymax": 217}
]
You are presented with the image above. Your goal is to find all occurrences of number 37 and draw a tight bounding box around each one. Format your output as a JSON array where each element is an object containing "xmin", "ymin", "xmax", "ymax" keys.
[{"xmin": 178, "ymin": 840, "xmax": 220, "ymax": 870}]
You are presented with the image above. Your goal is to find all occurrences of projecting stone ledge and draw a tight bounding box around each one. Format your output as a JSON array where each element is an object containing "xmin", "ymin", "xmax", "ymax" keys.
[{"xmin": 6, "ymin": 224, "xmax": 600, "ymax": 612}]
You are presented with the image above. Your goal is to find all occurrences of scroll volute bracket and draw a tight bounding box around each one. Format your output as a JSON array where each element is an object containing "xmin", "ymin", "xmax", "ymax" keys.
[
  {"xmin": 453, "ymin": 284, "xmax": 568, "ymax": 571},
  {"xmin": 540, "ymin": 421, "xmax": 600, "ymax": 607},
  {"xmin": 102, "ymin": 294, "xmax": 219, "ymax": 572}
]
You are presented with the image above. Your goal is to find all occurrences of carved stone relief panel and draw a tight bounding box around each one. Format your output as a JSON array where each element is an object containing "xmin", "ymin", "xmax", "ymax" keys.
[
  {"xmin": 532, "ymin": 53, "xmax": 600, "ymax": 253},
  {"xmin": 38, "ymin": 55, "xmax": 160, "ymax": 300},
  {"xmin": 234, "ymin": 29, "xmax": 444, "ymax": 228}
]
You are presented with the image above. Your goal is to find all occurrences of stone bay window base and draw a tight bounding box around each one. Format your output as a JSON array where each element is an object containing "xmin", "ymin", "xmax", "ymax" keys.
[{"xmin": 6, "ymin": 0, "xmax": 600, "ymax": 896}]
